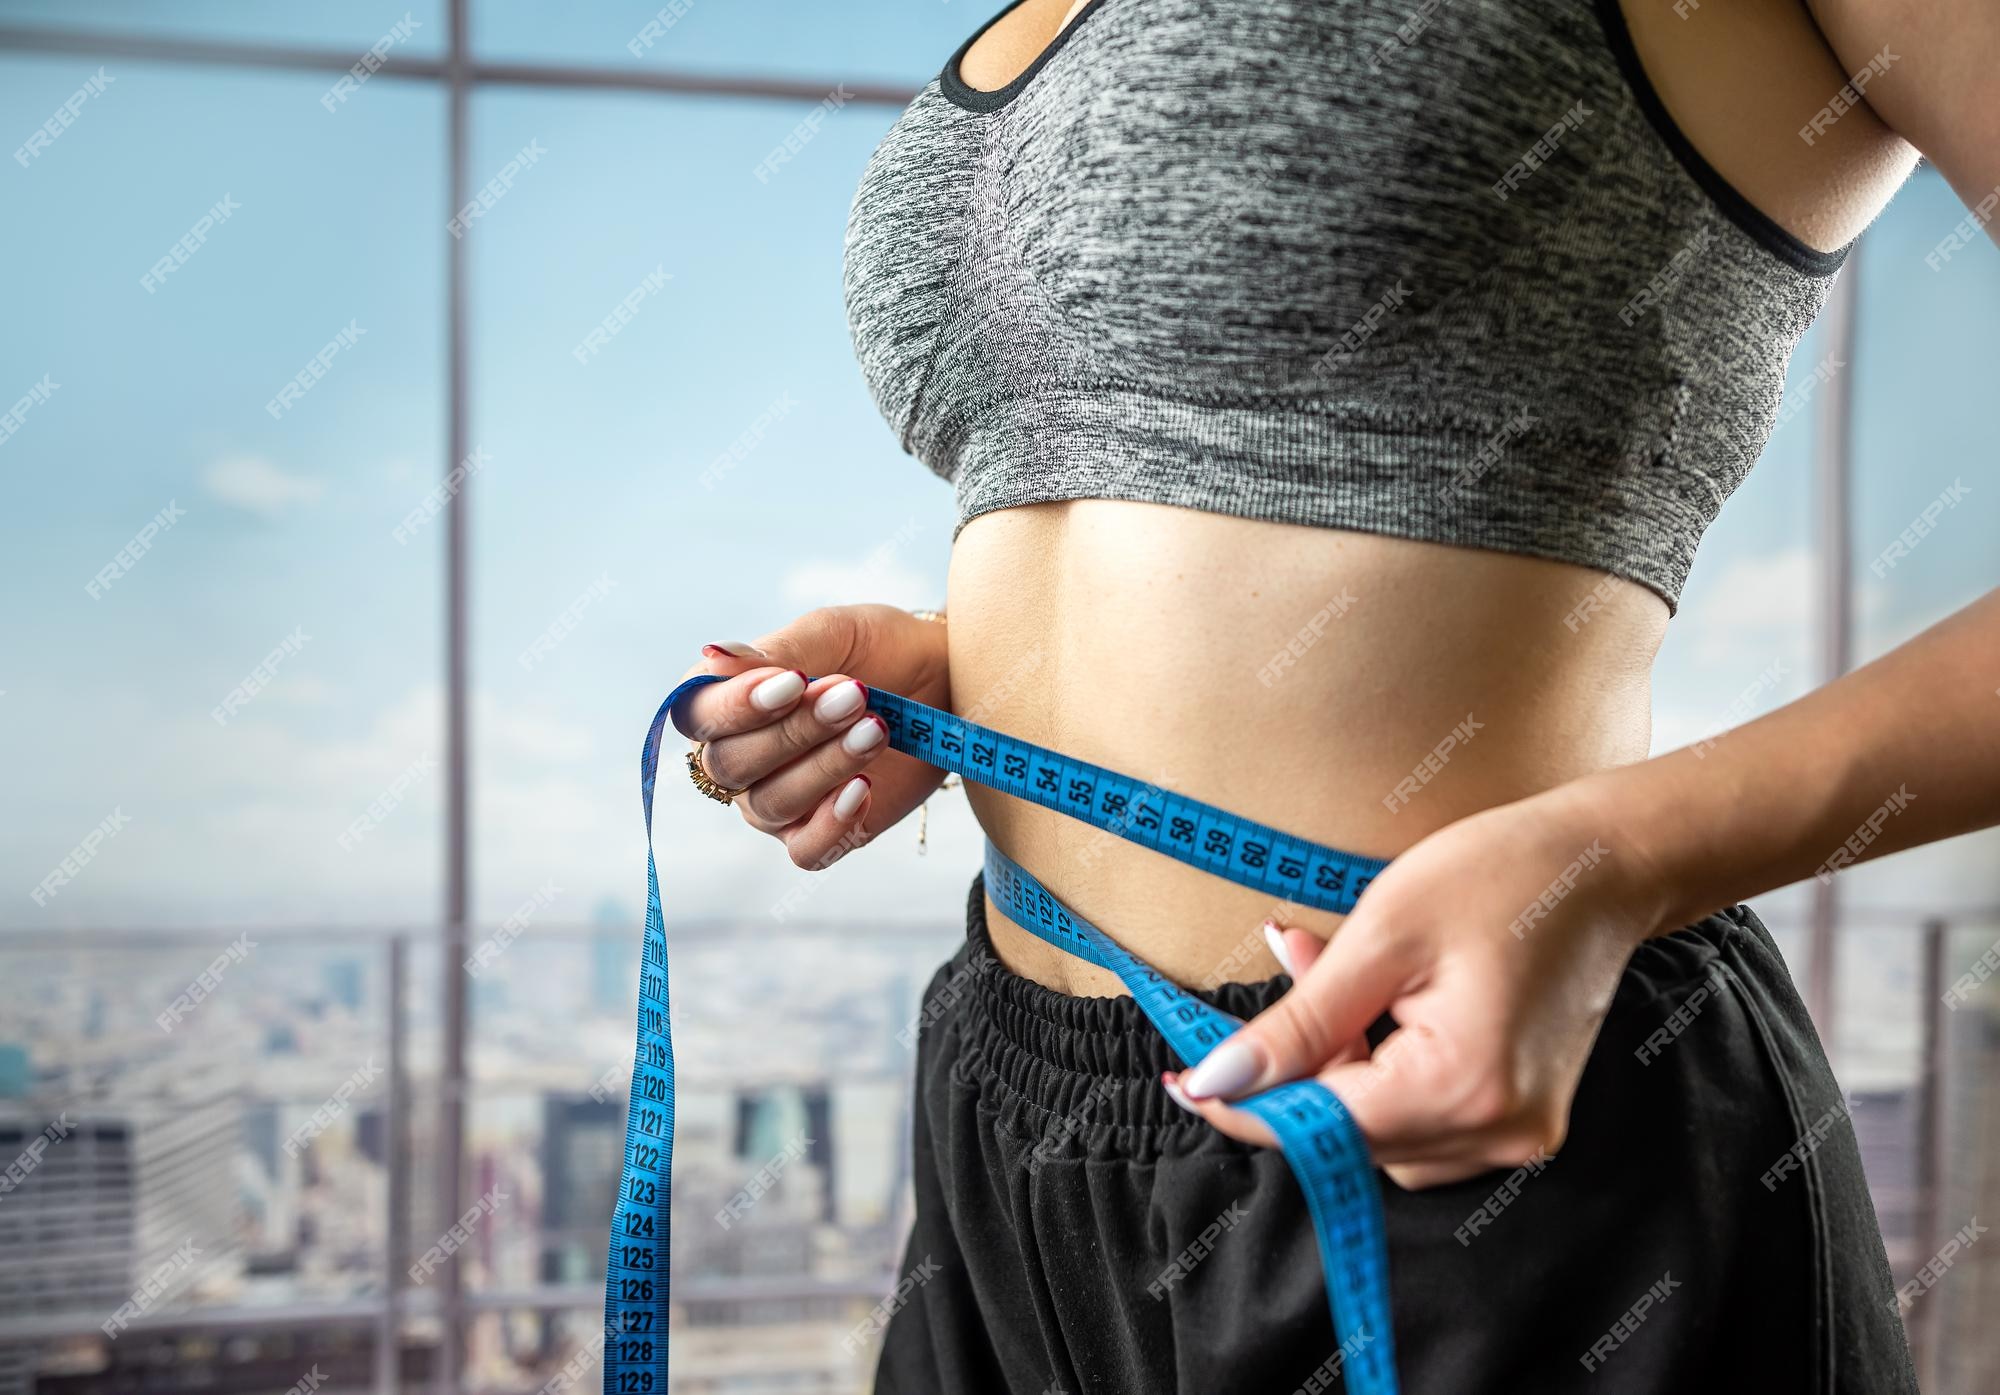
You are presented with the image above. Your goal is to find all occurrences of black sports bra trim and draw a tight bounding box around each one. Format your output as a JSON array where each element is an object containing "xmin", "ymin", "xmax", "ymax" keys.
[
  {"xmin": 940, "ymin": 0, "xmax": 1112, "ymax": 113},
  {"xmin": 1590, "ymin": 0, "xmax": 1852, "ymax": 278}
]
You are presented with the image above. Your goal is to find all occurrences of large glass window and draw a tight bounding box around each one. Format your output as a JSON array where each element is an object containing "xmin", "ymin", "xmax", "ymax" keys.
[
  {"xmin": 2, "ymin": 5, "xmax": 1996, "ymax": 1393},
  {"xmin": 460, "ymin": 87, "xmax": 965, "ymax": 1384},
  {"xmin": 0, "ymin": 58, "xmax": 445, "ymax": 929},
  {"xmin": 1840, "ymin": 173, "xmax": 2000, "ymax": 1389},
  {"xmin": 465, "ymin": 86, "xmax": 961, "ymax": 932},
  {"xmin": 1848, "ymin": 168, "xmax": 2000, "ymax": 917}
]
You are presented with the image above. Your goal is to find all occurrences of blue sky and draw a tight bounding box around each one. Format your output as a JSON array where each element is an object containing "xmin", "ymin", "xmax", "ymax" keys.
[{"xmin": 1, "ymin": 2, "xmax": 1995, "ymax": 944}]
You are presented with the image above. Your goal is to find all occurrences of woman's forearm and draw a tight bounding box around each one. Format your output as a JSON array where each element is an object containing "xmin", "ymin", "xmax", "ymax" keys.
[{"xmin": 1583, "ymin": 586, "xmax": 2000, "ymax": 934}]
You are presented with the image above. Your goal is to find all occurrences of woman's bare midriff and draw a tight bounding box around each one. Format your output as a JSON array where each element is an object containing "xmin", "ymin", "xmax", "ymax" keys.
[{"xmin": 946, "ymin": 500, "xmax": 1670, "ymax": 996}]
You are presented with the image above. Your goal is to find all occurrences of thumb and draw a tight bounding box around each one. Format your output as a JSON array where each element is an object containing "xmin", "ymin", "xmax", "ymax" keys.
[
  {"xmin": 739, "ymin": 606, "xmax": 865, "ymax": 679},
  {"xmin": 688, "ymin": 608, "xmax": 865, "ymax": 682},
  {"xmin": 692, "ymin": 641, "xmax": 775, "ymax": 684},
  {"xmin": 1180, "ymin": 921, "xmax": 1411, "ymax": 1102}
]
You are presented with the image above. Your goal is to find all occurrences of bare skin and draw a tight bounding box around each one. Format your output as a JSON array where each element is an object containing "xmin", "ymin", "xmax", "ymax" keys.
[
  {"xmin": 948, "ymin": 513, "xmax": 1666, "ymax": 995},
  {"xmin": 954, "ymin": 0, "xmax": 1096, "ymax": 93},
  {"xmin": 680, "ymin": 0, "xmax": 2000, "ymax": 1187}
]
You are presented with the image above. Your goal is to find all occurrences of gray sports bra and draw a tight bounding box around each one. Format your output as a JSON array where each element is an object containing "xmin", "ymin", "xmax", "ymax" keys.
[{"xmin": 841, "ymin": 0, "xmax": 1847, "ymax": 609}]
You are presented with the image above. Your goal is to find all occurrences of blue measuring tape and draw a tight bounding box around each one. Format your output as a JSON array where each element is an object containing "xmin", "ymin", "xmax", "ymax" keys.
[{"xmin": 605, "ymin": 673, "xmax": 1401, "ymax": 1394}]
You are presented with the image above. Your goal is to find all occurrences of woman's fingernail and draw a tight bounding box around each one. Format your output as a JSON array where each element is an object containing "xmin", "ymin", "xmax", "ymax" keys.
[
  {"xmin": 841, "ymin": 714, "xmax": 888, "ymax": 756},
  {"xmin": 703, "ymin": 641, "xmax": 769, "ymax": 659},
  {"xmin": 1262, "ymin": 921, "xmax": 1296, "ymax": 979},
  {"xmin": 1181, "ymin": 1037, "xmax": 1262, "ymax": 1101},
  {"xmin": 833, "ymin": 774, "xmax": 871, "ymax": 820},
  {"xmin": 814, "ymin": 680, "xmax": 867, "ymax": 722},
  {"xmin": 751, "ymin": 669, "xmax": 806, "ymax": 711},
  {"xmin": 1162, "ymin": 1072, "xmax": 1199, "ymax": 1116}
]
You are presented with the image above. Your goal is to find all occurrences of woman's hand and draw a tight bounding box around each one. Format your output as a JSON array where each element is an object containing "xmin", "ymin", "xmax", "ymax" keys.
[
  {"xmin": 671, "ymin": 604, "xmax": 951, "ymax": 869},
  {"xmin": 1167, "ymin": 779, "xmax": 1671, "ymax": 1191}
]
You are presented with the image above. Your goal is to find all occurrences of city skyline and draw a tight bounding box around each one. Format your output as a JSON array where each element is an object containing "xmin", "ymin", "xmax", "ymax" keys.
[{"xmin": 3, "ymin": 3, "xmax": 1996, "ymax": 1392}]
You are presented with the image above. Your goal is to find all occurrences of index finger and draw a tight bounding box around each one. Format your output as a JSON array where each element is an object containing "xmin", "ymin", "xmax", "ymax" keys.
[{"xmin": 671, "ymin": 665, "xmax": 808, "ymax": 742}]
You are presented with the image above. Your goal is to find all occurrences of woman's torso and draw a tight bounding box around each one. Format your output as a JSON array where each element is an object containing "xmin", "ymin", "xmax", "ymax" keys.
[
  {"xmin": 950, "ymin": 502, "xmax": 1668, "ymax": 993},
  {"xmin": 864, "ymin": 0, "xmax": 1918, "ymax": 993}
]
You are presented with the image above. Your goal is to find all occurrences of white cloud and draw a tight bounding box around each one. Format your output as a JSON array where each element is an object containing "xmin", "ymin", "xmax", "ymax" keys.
[
  {"xmin": 1679, "ymin": 548, "xmax": 1813, "ymax": 662},
  {"xmin": 479, "ymin": 699, "xmax": 594, "ymax": 765},
  {"xmin": 783, "ymin": 559, "xmax": 934, "ymax": 611},
  {"xmin": 781, "ymin": 530, "xmax": 940, "ymax": 612},
  {"xmin": 269, "ymin": 675, "xmax": 336, "ymax": 706},
  {"xmin": 1654, "ymin": 544, "xmax": 1912, "ymax": 758},
  {"xmin": 4, "ymin": 660, "xmax": 983, "ymax": 937},
  {"xmin": 203, "ymin": 455, "xmax": 326, "ymax": 518},
  {"xmin": 1679, "ymin": 547, "xmax": 1892, "ymax": 666},
  {"xmin": 775, "ymin": 517, "xmax": 942, "ymax": 613}
]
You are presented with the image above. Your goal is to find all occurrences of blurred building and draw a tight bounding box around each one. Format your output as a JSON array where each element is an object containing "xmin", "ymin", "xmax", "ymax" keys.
[
  {"xmin": 0, "ymin": 1045, "xmax": 30, "ymax": 1099},
  {"xmin": 539, "ymin": 1093, "xmax": 623, "ymax": 1288},
  {"xmin": 0, "ymin": 1110, "xmax": 132, "ymax": 1322},
  {"xmin": 0, "ymin": 1072, "xmax": 243, "ymax": 1395},
  {"xmin": 1932, "ymin": 994, "xmax": 2000, "ymax": 1391},
  {"xmin": 0, "ymin": 1086, "xmax": 240, "ymax": 1320},
  {"xmin": 31, "ymin": 1328, "xmax": 432, "ymax": 1395},
  {"xmin": 321, "ymin": 960, "xmax": 366, "ymax": 1016},
  {"xmin": 1851, "ymin": 1086, "xmax": 1922, "ymax": 1274}
]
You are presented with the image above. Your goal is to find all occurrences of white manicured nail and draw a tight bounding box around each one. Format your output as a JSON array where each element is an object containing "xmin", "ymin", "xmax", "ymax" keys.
[
  {"xmin": 815, "ymin": 680, "xmax": 867, "ymax": 722},
  {"xmin": 833, "ymin": 775, "xmax": 870, "ymax": 820},
  {"xmin": 1262, "ymin": 922, "xmax": 1296, "ymax": 979},
  {"xmin": 1162, "ymin": 1074, "xmax": 1199, "ymax": 1116},
  {"xmin": 842, "ymin": 715, "xmax": 887, "ymax": 755},
  {"xmin": 1181, "ymin": 1038, "xmax": 1261, "ymax": 1101},
  {"xmin": 751, "ymin": 670, "xmax": 806, "ymax": 711}
]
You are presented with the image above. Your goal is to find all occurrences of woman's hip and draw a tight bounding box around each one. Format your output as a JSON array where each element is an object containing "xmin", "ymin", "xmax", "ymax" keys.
[{"xmin": 872, "ymin": 875, "xmax": 1915, "ymax": 1394}]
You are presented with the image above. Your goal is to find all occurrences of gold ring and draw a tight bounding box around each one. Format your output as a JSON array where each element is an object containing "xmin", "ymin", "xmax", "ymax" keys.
[{"xmin": 686, "ymin": 743, "xmax": 747, "ymax": 804}]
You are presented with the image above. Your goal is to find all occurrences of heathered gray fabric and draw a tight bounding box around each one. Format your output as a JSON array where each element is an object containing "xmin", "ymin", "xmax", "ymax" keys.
[{"xmin": 841, "ymin": 0, "xmax": 1842, "ymax": 610}]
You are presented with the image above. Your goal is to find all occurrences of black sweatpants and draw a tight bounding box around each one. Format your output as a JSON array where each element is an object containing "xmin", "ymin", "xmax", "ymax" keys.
[{"xmin": 872, "ymin": 875, "xmax": 1916, "ymax": 1394}]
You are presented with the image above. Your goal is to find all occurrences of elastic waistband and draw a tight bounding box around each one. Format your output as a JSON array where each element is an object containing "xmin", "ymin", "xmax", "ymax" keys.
[
  {"xmin": 932, "ymin": 872, "xmax": 1769, "ymax": 1160},
  {"xmin": 939, "ymin": 873, "xmax": 1293, "ymax": 1157}
]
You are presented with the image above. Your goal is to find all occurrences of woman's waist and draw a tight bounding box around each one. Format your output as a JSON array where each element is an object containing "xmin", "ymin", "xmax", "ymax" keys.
[{"xmin": 945, "ymin": 499, "xmax": 1668, "ymax": 993}]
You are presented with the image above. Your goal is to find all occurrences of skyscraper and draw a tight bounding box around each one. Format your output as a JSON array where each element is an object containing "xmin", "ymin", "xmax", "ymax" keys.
[
  {"xmin": 540, "ymin": 1093, "xmax": 623, "ymax": 1287},
  {"xmin": 0, "ymin": 1081, "xmax": 241, "ymax": 1321},
  {"xmin": 320, "ymin": 959, "xmax": 365, "ymax": 1015},
  {"xmin": 0, "ymin": 1044, "xmax": 28, "ymax": 1100}
]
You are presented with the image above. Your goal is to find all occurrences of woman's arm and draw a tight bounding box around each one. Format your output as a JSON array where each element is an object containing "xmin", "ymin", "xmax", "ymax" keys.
[
  {"xmin": 1807, "ymin": 0, "xmax": 2000, "ymax": 222},
  {"xmin": 1174, "ymin": 586, "xmax": 2000, "ymax": 1188},
  {"xmin": 1546, "ymin": 0, "xmax": 2000, "ymax": 932},
  {"xmin": 1603, "ymin": 587, "xmax": 2000, "ymax": 933}
]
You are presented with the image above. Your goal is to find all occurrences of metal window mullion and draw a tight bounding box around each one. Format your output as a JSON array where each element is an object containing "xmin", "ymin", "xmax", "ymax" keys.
[
  {"xmin": 1910, "ymin": 917, "xmax": 1949, "ymax": 1384},
  {"xmin": 440, "ymin": 0, "xmax": 471, "ymax": 1390},
  {"xmin": 1807, "ymin": 252, "xmax": 1861, "ymax": 1036},
  {"xmin": 379, "ymin": 935, "xmax": 408, "ymax": 1395}
]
